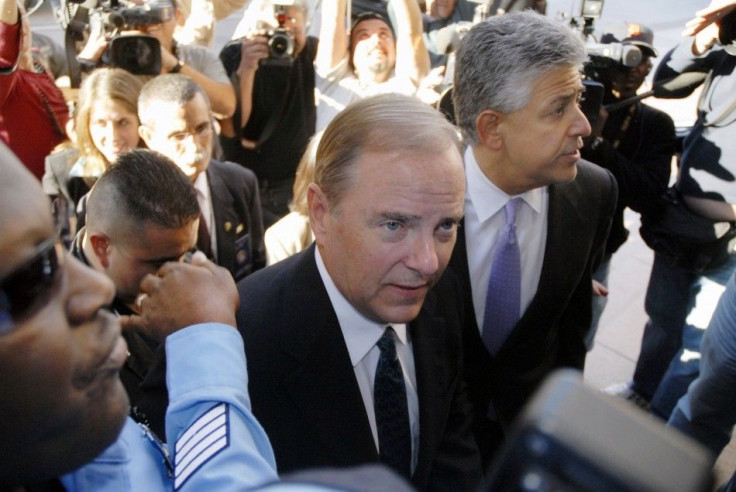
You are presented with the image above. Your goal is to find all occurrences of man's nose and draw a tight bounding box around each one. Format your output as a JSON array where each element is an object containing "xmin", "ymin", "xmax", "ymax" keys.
[
  {"xmin": 406, "ymin": 234, "xmax": 440, "ymax": 276},
  {"xmin": 573, "ymin": 104, "xmax": 592, "ymax": 138}
]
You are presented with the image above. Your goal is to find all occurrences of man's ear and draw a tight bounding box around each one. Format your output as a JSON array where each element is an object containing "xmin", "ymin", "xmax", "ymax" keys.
[
  {"xmin": 475, "ymin": 109, "xmax": 504, "ymax": 151},
  {"xmin": 88, "ymin": 233, "xmax": 112, "ymax": 269},
  {"xmin": 138, "ymin": 124, "xmax": 153, "ymax": 147},
  {"xmin": 307, "ymin": 183, "xmax": 329, "ymax": 246}
]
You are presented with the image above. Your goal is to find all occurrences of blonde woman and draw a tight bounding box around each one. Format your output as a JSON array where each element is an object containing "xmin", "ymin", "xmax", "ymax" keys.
[{"xmin": 43, "ymin": 68, "xmax": 144, "ymax": 234}]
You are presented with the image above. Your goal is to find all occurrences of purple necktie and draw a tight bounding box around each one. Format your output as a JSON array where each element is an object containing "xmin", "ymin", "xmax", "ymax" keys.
[{"xmin": 482, "ymin": 197, "xmax": 522, "ymax": 356}]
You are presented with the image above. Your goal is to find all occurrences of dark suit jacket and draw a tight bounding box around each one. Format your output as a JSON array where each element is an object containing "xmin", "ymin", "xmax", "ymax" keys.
[
  {"xmin": 449, "ymin": 160, "xmax": 617, "ymax": 464},
  {"xmin": 207, "ymin": 159, "xmax": 266, "ymax": 281},
  {"xmin": 236, "ymin": 244, "xmax": 482, "ymax": 491}
]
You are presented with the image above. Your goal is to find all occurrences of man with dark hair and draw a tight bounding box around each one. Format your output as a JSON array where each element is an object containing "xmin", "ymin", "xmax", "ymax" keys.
[
  {"xmin": 139, "ymin": 74, "xmax": 266, "ymax": 282},
  {"xmin": 450, "ymin": 11, "xmax": 617, "ymax": 465},
  {"xmin": 608, "ymin": 0, "xmax": 736, "ymax": 421},
  {"xmin": 74, "ymin": 149, "xmax": 200, "ymax": 440},
  {"xmin": 315, "ymin": 0, "xmax": 429, "ymax": 131},
  {"xmin": 237, "ymin": 93, "xmax": 482, "ymax": 490},
  {"xmin": 580, "ymin": 21, "xmax": 676, "ymax": 351}
]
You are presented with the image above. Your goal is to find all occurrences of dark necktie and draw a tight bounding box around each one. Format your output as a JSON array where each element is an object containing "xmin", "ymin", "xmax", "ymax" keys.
[
  {"xmin": 374, "ymin": 327, "xmax": 411, "ymax": 478},
  {"xmin": 482, "ymin": 197, "xmax": 522, "ymax": 355},
  {"xmin": 196, "ymin": 213, "xmax": 214, "ymax": 260}
]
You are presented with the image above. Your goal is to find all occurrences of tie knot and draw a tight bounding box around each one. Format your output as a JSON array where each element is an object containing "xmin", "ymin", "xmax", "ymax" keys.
[
  {"xmin": 376, "ymin": 327, "xmax": 396, "ymax": 355},
  {"xmin": 505, "ymin": 197, "xmax": 522, "ymax": 226}
]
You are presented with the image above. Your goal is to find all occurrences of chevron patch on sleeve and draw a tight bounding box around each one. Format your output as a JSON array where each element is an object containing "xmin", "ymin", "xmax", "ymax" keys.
[{"xmin": 174, "ymin": 403, "xmax": 230, "ymax": 490}]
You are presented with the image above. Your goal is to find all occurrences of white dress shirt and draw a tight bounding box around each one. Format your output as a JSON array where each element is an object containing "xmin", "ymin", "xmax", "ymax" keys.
[
  {"xmin": 193, "ymin": 172, "xmax": 218, "ymax": 261},
  {"xmin": 315, "ymin": 248, "xmax": 420, "ymax": 473},
  {"xmin": 463, "ymin": 146, "xmax": 549, "ymax": 334}
]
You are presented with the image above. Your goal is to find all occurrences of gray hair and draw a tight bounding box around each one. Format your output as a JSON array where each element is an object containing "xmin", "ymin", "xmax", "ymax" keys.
[
  {"xmin": 138, "ymin": 74, "xmax": 210, "ymax": 127},
  {"xmin": 315, "ymin": 93, "xmax": 460, "ymax": 207},
  {"xmin": 453, "ymin": 10, "xmax": 587, "ymax": 146}
]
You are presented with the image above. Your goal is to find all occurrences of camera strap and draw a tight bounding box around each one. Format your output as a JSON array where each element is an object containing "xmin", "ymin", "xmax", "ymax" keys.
[
  {"xmin": 64, "ymin": 6, "xmax": 89, "ymax": 89},
  {"xmin": 249, "ymin": 65, "xmax": 294, "ymax": 149}
]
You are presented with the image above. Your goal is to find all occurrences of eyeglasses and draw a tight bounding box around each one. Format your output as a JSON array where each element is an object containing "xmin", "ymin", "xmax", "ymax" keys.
[{"xmin": 0, "ymin": 237, "xmax": 64, "ymax": 335}]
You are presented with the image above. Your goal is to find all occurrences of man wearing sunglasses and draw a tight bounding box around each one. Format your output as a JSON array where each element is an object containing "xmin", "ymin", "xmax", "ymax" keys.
[{"xmin": 0, "ymin": 142, "xmax": 283, "ymax": 489}]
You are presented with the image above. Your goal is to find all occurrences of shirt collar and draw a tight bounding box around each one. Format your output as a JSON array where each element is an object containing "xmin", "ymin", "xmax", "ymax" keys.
[
  {"xmin": 314, "ymin": 247, "xmax": 408, "ymax": 367},
  {"xmin": 192, "ymin": 171, "xmax": 209, "ymax": 198},
  {"xmin": 464, "ymin": 146, "xmax": 545, "ymax": 222}
]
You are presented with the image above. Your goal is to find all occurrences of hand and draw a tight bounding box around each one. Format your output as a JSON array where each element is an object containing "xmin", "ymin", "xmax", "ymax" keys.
[
  {"xmin": 237, "ymin": 35, "xmax": 269, "ymax": 74},
  {"xmin": 592, "ymin": 279, "xmax": 609, "ymax": 297},
  {"xmin": 683, "ymin": 0, "xmax": 736, "ymax": 53},
  {"xmin": 121, "ymin": 252, "xmax": 239, "ymax": 342},
  {"xmin": 77, "ymin": 25, "xmax": 108, "ymax": 62},
  {"xmin": 159, "ymin": 44, "xmax": 180, "ymax": 72}
]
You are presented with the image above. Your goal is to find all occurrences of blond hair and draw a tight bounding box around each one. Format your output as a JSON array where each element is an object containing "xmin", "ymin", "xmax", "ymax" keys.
[
  {"xmin": 315, "ymin": 93, "xmax": 460, "ymax": 206},
  {"xmin": 74, "ymin": 68, "xmax": 144, "ymax": 177}
]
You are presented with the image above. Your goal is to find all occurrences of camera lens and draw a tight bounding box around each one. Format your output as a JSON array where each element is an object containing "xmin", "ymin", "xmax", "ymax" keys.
[{"xmin": 270, "ymin": 34, "xmax": 289, "ymax": 56}]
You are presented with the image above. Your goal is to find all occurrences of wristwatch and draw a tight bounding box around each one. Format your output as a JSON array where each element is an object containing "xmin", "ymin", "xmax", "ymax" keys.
[{"xmin": 170, "ymin": 58, "xmax": 185, "ymax": 73}]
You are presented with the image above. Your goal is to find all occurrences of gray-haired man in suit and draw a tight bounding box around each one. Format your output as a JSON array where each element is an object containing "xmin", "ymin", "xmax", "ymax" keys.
[{"xmin": 449, "ymin": 10, "xmax": 617, "ymax": 466}]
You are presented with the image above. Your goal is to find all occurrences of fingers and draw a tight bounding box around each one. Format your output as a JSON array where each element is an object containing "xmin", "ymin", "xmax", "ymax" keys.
[{"xmin": 119, "ymin": 313, "xmax": 147, "ymax": 333}]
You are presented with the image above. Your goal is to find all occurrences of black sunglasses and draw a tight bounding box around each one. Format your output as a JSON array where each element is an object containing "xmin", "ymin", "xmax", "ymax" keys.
[{"xmin": 0, "ymin": 237, "xmax": 63, "ymax": 335}]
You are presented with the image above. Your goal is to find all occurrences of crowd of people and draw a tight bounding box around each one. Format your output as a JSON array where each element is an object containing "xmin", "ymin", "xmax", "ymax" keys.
[{"xmin": 1, "ymin": 0, "xmax": 736, "ymax": 489}]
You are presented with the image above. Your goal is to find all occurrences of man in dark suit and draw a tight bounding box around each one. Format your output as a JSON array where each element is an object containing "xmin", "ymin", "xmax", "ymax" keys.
[
  {"xmin": 236, "ymin": 94, "xmax": 482, "ymax": 491},
  {"xmin": 450, "ymin": 11, "xmax": 618, "ymax": 466},
  {"xmin": 138, "ymin": 74, "xmax": 266, "ymax": 282}
]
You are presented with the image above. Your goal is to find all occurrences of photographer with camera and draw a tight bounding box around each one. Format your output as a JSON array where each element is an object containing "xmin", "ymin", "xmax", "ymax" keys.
[
  {"xmin": 0, "ymin": 0, "xmax": 69, "ymax": 181},
  {"xmin": 76, "ymin": 0, "xmax": 236, "ymax": 119},
  {"xmin": 219, "ymin": 0, "xmax": 316, "ymax": 227},
  {"xmin": 580, "ymin": 21, "xmax": 676, "ymax": 351},
  {"xmin": 607, "ymin": 0, "xmax": 736, "ymax": 421}
]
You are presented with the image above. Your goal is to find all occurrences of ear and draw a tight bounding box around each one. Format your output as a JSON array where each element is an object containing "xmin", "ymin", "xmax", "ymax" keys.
[
  {"xmin": 88, "ymin": 233, "xmax": 112, "ymax": 269},
  {"xmin": 138, "ymin": 124, "xmax": 153, "ymax": 147},
  {"xmin": 307, "ymin": 183, "xmax": 330, "ymax": 246},
  {"xmin": 475, "ymin": 109, "xmax": 504, "ymax": 151}
]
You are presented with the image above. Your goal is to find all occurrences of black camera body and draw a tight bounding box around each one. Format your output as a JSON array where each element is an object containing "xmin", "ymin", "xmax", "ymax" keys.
[
  {"xmin": 87, "ymin": 0, "xmax": 172, "ymax": 74},
  {"xmin": 260, "ymin": 7, "xmax": 295, "ymax": 67},
  {"xmin": 583, "ymin": 42, "xmax": 642, "ymax": 84},
  {"xmin": 90, "ymin": 0, "xmax": 173, "ymax": 34}
]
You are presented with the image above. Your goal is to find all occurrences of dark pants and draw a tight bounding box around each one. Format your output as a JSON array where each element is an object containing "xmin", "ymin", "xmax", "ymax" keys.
[{"xmin": 259, "ymin": 177, "xmax": 294, "ymax": 229}]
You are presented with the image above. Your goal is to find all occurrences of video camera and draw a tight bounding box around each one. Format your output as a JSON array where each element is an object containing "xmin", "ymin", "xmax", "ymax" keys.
[{"xmin": 54, "ymin": 0, "xmax": 171, "ymax": 85}]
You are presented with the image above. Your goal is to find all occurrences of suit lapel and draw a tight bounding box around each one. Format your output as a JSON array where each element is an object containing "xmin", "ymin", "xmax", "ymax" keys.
[
  {"xmin": 503, "ymin": 179, "xmax": 590, "ymax": 346},
  {"xmin": 206, "ymin": 163, "xmax": 236, "ymax": 268},
  {"xmin": 279, "ymin": 247, "xmax": 378, "ymax": 463},
  {"xmin": 410, "ymin": 290, "xmax": 447, "ymax": 480}
]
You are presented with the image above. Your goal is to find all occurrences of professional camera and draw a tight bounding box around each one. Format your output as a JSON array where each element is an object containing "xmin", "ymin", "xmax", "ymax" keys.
[
  {"xmin": 54, "ymin": 0, "xmax": 170, "ymax": 85},
  {"xmin": 583, "ymin": 41, "xmax": 642, "ymax": 82},
  {"xmin": 260, "ymin": 4, "xmax": 295, "ymax": 67}
]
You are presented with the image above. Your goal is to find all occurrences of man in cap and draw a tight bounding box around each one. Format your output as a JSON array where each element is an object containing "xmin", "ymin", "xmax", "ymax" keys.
[
  {"xmin": 580, "ymin": 21, "xmax": 676, "ymax": 351},
  {"xmin": 607, "ymin": 0, "xmax": 736, "ymax": 421},
  {"xmin": 314, "ymin": 0, "xmax": 430, "ymax": 131}
]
